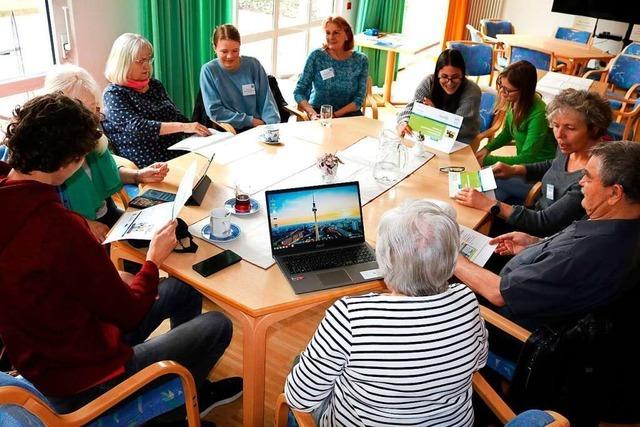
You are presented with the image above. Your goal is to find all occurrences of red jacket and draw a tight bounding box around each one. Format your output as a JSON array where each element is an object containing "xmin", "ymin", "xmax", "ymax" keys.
[{"xmin": 0, "ymin": 162, "xmax": 159, "ymax": 397}]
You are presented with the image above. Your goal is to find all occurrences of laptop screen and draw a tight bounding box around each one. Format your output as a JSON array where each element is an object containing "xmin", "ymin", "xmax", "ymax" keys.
[{"xmin": 265, "ymin": 181, "xmax": 365, "ymax": 255}]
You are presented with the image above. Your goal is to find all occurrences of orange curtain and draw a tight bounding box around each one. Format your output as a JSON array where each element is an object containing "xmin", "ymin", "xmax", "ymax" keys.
[{"xmin": 442, "ymin": 0, "xmax": 470, "ymax": 48}]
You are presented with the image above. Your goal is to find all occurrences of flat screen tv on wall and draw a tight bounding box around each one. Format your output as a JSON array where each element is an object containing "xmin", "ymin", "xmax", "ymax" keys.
[{"xmin": 551, "ymin": 0, "xmax": 640, "ymax": 25}]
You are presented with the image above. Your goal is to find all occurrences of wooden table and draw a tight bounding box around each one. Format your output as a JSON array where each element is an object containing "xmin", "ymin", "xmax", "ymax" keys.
[
  {"xmin": 497, "ymin": 34, "xmax": 614, "ymax": 76},
  {"xmin": 110, "ymin": 117, "xmax": 488, "ymax": 426},
  {"xmin": 355, "ymin": 33, "xmax": 438, "ymax": 105}
]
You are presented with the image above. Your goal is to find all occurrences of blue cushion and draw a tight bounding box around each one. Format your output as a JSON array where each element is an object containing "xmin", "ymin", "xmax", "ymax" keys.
[
  {"xmin": 0, "ymin": 405, "xmax": 46, "ymax": 427},
  {"xmin": 555, "ymin": 27, "xmax": 591, "ymax": 44},
  {"xmin": 448, "ymin": 42, "xmax": 493, "ymax": 77},
  {"xmin": 0, "ymin": 145, "xmax": 8, "ymax": 162},
  {"xmin": 510, "ymin": 46, "xmax": 551, "ymax": 70},
  {"xmin": 623, "ymin": 42, "xmax": 640, "ymax": 56},
  {"xmin": 607, "ymin": 122, "xmax": 629, "ymax": 140},
  {"xmin": 505, "ymin": 409, "xmax": 555, "ymax": 426},
  {"xmin": 486, "ymin": 351, "xmax": 517, "ymax": 381},
  {"xmin": 481, "ymin": 20, "xmax": 514, "ymax": 38},
  {"xmin": 609, "ymin": 55, "xmax": 640, "ymax": 90},
  {"xmin": 479, "ymin": 91, "xmax": 497, "ymax": 132}
]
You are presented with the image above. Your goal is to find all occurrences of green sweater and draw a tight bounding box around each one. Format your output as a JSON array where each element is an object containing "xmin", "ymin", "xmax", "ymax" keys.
[{"xmin": 483, "ymin": 96, "xmax": 557, "ymax": 166}]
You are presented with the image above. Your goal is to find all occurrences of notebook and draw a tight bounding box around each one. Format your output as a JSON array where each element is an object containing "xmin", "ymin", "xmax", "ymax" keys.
[{"xmin": 265, "ymin": 181, "xmax": 381, "ymax": 294}]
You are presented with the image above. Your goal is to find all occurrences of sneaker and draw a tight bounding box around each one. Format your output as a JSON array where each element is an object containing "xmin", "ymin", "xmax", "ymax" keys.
[{"xmin": 198, "ymin": 377, "xmax": 243, "ymax": 418}]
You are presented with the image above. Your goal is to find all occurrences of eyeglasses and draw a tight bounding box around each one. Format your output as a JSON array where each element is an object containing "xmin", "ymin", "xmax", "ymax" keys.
[
  {"xmin": 438, "ymin": 75, "xmax": 462, "ymax": 83},
  {"xmin": 134, "ymin": 57, "xmax": 154, "ymax": 65},
  {"xmin": 439, "ymin": 166, "xmax": 465, "ymax": 173},
  {"xmin": 497, "ymin": 83, "xmax": 519, "ymax": 95}
]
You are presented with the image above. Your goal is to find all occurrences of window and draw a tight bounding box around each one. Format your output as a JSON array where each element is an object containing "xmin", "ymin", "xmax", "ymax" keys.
[
  {"xmin": 236, "ymin": 0, "xmax": 336, "ymax": 78},
  {"xmin": 0, "ymin": 0, "xmax": 55, "ymax": 116}
]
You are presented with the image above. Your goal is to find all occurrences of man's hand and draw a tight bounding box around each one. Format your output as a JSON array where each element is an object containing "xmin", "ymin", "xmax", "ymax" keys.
[
  {"xmin": 137, "ymin": 162, "xmax": 169, "ymax": 183},
  {"xmin": 455, "ymin": 188, "xmax": 494, "ymax": 212},
  {"xmin": 146, "ymin": 220, "xmax": 178, "ymax": 266},
  {"xmin": 490, "ymin": 232, "xmax": 541, "ymax": 256},
  {"xmin": 88, "ymin": 220, "xmax": 110, "ymax": 243}
]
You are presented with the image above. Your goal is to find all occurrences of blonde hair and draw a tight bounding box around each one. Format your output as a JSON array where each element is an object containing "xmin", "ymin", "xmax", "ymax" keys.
[
  {"xmin": 44, "ymin": 64, "xmax": 107, "ymax": 152},
  {"xmin": 104, "ymin": 33, "xmax": 153, "ymax": 85}
]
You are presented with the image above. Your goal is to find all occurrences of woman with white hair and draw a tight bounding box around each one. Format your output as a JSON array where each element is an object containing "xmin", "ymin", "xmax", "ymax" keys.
[
  {"xmin": 44, "ymin": 64, "xmax": 169, "ymax": 242},
  {"xmin": 102, "ymin": 33, "xmax": 211, "ymax": 168},
  {"xmin": 285, "ymin": 199, "xmax": 488, "ymax": 426}
]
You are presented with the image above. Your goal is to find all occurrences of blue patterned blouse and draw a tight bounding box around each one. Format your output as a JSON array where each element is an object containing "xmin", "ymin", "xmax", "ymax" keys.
[
  {"xmin": 293, "ymin": 48, "xmax": 368, "ymax": 111},
  {"xmin": 102, "ymin": 79, "xmax": 188, "ymax": 168}
]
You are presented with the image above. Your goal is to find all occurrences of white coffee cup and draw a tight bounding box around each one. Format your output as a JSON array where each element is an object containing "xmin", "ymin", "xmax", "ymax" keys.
[
  {"xmin": 210, "ymin": 207, "xmax": 231, "ymax": 238},
  {"xmin": 264, "ymin": 125, "xmax": 279, "ymax": 143}
]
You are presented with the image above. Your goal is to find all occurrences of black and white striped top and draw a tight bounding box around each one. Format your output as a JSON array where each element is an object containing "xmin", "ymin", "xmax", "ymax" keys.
[{"xmin": 285, "ymin": 283, "xmax": 488, "ymax": 427}]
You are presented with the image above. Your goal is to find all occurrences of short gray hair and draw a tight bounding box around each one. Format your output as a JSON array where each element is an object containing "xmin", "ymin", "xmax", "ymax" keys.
[
  {"xmin": 546, "ymin": 89, "xmax": 612, "ymax": 139},
  {"xmin": 104, "ymin": 33, "xmax": 153, "ymax": 85},
  {"xmin": 44, "ymin": 64, "xmax": 102, "ymax": 110},
  {"xmin": 590, "ymin": 141, "xmax": 640, "ymax": 204},
  {"xmin": 376, "ymin": 199, "xmax": 460, "ymax": 296}
]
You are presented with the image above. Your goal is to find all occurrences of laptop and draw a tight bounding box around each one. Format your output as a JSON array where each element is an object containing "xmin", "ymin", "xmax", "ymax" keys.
[{"xmin": 265, "ymin": 181, "xmax": 381, "ymax": 294}]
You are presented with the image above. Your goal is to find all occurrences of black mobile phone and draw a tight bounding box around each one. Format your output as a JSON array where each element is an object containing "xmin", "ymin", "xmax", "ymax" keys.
[{"xmin": 192, "ymin": 250, "xmax": 242, "ymax": 277}]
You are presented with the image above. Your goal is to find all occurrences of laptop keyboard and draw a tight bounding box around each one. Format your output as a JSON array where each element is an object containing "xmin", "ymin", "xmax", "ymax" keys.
[{"xmin": 282, "ymin": 245, "xmax": 376, "ymax": 274}]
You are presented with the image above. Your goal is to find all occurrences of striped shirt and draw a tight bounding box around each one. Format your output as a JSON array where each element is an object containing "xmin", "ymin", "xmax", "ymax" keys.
[{"xmin": 285, "ymin": 284, "xmax": 488, "ymax": 427}]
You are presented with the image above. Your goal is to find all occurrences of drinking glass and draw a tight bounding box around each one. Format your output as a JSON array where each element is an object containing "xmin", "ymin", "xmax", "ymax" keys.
[
  {"xmin": 234, "ymin": 181, "xmax": 251, "ymax": 213},
  {"xmin": 319, "ymin": 104, "xmax": 333, "ymax": 127}
]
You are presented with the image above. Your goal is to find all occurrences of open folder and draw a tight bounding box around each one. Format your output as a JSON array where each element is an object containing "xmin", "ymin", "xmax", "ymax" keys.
[
  {"xmin": 407, "ymin": 102, "xmax": 466, "ymax": 154},
  {"xmin": 448, "ymin": 168, "xmax": 497, "ymax": 198},
  {"xmin": 103, "ymin": 162, "xmax": 197, "ymax": 244}
]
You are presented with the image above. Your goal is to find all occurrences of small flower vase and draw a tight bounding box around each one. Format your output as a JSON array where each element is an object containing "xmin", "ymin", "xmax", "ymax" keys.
[
  {"xmin": 322, "ymin": 165, "xmax": 338, "ymax": 183},
  {"xmin": 317, "ymin": 153, "xmax": 343, "ymax": 183}
]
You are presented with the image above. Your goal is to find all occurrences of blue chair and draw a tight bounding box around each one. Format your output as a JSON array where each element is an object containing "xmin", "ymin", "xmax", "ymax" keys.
[
  {"xmin": 622, "ymin": 42, "xmax": 640, "ymax": 56},
  {"xmin": 472, "ymin": 86, "xmax": 506, "ymax": 152},
  {"xmin": 508, "ymin": 45, "xmax": 556, "ymax": 71},
  {"xmin": 480, "ymin": 19, "xmax": 515, "ymax": 39},
  {"xmin": 447, "ymin": 40, "xmax": 496, "ymax": 86},
  {"xmin": 466, "ymin": 24, "xmax": 485, "ymax": 43},
  {"xmin": 554, "ymin": 27, "xmax": 592, "ymax": 45},
  {"xmin": 584, "ymin": 54, "xmax": 640, "ymax": 140},
  {"xmin": 0, "ymin": 145, "xmax": 7, "ymax": 162},
  {"xmin": 0, "ymin": 361, "xmax": 201, "ymax": 426}
]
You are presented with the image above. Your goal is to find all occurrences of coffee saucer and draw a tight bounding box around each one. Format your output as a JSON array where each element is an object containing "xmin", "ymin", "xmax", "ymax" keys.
[
  {"xmin": 258, "ymin": 134, "xmax": 282, "ymax": 145},
  {"xmin": 224, "ymin": 198, "xmax": 260, "ymax": 215},
  {"xmin": 202, "ymin": 223, "xmax": 241, "ymax": 242}
]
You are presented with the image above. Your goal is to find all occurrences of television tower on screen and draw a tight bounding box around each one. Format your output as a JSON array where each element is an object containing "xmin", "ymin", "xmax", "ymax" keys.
[{"xmin": 312, "ymin": 194, "xmax": 320, "ymax": 241}]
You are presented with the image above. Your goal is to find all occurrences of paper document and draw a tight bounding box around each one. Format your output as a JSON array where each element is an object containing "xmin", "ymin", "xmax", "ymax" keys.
[
  {"xmin": 459, "ymin": 224, "xmax": 497, "ymax": 267},
  {"xmin": 104, "ymin": 161, "xmax": 197, "ymax": 243},
  {"xmin": 537, "ymin": 72, "xmax": 593, "ymax": 104},
  {"xmin": 448, "ymin": 168, "xmax": 497, "ymax": 197},
  {"xmin": 168, "ymin": 130, "xmax": 233, "ymax": 159},
  {"xmin": 407, "ymin": 103, "xmax": 465, "ymax": 153}
]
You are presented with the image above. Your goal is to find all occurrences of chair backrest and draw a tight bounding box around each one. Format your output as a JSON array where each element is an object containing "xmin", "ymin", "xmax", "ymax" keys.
[
  {"xmin": 608, "ymin": 53, "xmax": 640, "ymax": 91},
  {"xmin": 480, "ymin": 19, "xmax": 514, "ymax": 38},
  {"xmin": 267, "ymin": 75, "xmax": 291, "ymax": 123},
  {"xmin": 509, "ymin": 45, "xmax": 554, "ymax": 71},
  {"xmin": 555, "ymin": 27, "xmax": 592, "ymax": 45},
  {"xmin": 447, "ymin": 41, "xmax": 495, "ymax": 80},
  {"xmin": 622, "ymin": 42, "xmax": 640, "ymax": 56},
  {"xmin": 0, "ymin": 145, "xmax": 8, "ymax": 162},
  {"xmin": 478, "ymin": 88, "xmax": 498, "ymax": 132},
  {"xmin": 466, "ymin": 24, "xmax": 484, "ymax": 43}
]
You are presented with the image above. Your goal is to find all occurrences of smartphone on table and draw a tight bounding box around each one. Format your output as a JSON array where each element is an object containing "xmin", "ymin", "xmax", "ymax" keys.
[{"xmin": 192, "ymin": 250, "xmax": 242, "ymax": 277}]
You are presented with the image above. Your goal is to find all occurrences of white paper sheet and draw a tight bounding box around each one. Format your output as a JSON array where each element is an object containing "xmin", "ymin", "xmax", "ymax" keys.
[
  {"xmin": 459, "ymin": 224, "xmax": 497, "ymax": 267},
  {"xmin": 168, "ymin": 130, "xmax": 233, "ymax": 159},
  {"xmin": 537, "ymin": 72, "xmax": 593, "ymax": 104}
]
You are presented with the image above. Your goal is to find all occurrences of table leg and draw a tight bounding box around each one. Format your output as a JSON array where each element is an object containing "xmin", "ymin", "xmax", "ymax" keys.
[
  {"xmin": 213, "ymin": 301, "xmax": 320, "ymax": 427},
  {"xmin": 383, "ymin": 51, "xmax": 398, "ymax": 105}
]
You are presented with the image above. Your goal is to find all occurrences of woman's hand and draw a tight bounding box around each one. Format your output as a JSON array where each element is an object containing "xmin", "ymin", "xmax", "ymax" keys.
[
  {"xmin": 137, "ymin": 162, "xmax": 169, "ymax": 183},
  {"xmin": 251, "ymin": 118, "xmax": 265, "ymax": 127},
  {"xmin": 397, "ymin": 122, "xmax": 413, "ymax": 137},
  {"xmin": 88, "ymin": 220, "xmax": 110, "ymax": 243},
  {"xmin": 475, "ymin": 148, "xmax": 489, "ymax": 165},
  {"xmin": 182, "ymin": 122, "xmax": 212, "ymax": 136},
  {"xmin": 455, "ymin": 188, "xmax": 494, "ymax": 212},
  {"xmin": 146, "ymin": 220, "xmax": 178, "ymax": 266},
  {"xmin": 422, "ymin": 97, "xmax": 435, "ymax": 107},
  {"xmin": 490, "ymin": 232, "xmax": 540, "ymax": 256}
]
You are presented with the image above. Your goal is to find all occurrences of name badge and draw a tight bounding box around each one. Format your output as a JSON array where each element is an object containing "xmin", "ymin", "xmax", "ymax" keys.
[
  {"xmin": 242, "ymin": 83, "xmax": 256, "ymax": 96},
  {"xmin": 546, "ymin": 184, "xmax": 554, "ymax": 200},
  {"xmin": 320, "ymin": 67, "xmax": 335, "ymax": 80}
]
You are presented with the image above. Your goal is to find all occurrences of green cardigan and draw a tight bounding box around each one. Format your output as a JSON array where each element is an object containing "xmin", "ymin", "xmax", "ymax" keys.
[
  {"xmin": 62, "ymin": 148, "xmax": 122, "ymax": 220},
  {"xmin": 483, "ymin": 96, "xmax": 557, "ymax": 166}
]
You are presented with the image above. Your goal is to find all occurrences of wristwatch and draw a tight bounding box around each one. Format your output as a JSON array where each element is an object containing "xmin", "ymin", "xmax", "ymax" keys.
[{"xmin": 490, "ymin": 201, "xmax": 501, "ymax": 216}]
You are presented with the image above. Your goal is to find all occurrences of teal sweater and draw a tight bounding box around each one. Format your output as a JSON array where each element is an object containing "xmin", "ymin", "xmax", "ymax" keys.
[{"xmin": 483, "ymin": 96, "xmax": 557, "ymax": 166}]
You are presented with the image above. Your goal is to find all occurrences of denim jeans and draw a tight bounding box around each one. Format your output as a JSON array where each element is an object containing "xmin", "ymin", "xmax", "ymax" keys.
[{"xmin": 49, "ymin": 278, "xmax": 232, "ymax": 413}]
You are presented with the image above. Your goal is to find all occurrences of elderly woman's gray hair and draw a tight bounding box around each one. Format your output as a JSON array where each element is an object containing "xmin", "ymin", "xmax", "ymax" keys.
[
  {"xmin": 44, "ymin": 64, "xmax": 102, "ymax": 111},
  {"xmin": 104, "ymin": 33, "xmax": 153, "ymax": 85},
  {"xmin": 546, "ymin": 88, "xmax": 613, "ymax": 139},
  {"xmin": 376, "ymin": 199, "xmax": 459, "ymax": 296}
]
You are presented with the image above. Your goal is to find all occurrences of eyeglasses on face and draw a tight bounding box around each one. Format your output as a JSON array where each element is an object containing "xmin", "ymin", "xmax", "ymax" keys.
[
  {"xmin": 438, "ymin": 74, "xmax": 462, "ymax": 83},
  {"xmin": 497, "ymin": 83, "xmax": 519, "ymax": 95},
  {"xmin": 134, "ymin": 57, "xmax": 154, "ymax": 65}
]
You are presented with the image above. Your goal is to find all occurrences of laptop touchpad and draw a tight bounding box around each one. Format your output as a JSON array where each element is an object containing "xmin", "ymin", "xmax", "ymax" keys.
[{"xmin": 317, "ymin": 270, "xmax": 351, "ymax": 286}]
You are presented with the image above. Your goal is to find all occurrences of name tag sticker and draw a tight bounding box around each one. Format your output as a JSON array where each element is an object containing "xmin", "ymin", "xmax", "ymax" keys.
[
  {"xmin": 360, "ymin": 269, "xmax": 382, "ymax": 280},
  {"xmin": 546, "ymin": 184, "xmax": 554, "ymax": 200},
  {"xmin": 242, "ymin": 83, "xmax": 256, "ymax": 96},
  {"xmin": 320, "ymin": 67, "xmax": 335, "ymax": 80}
]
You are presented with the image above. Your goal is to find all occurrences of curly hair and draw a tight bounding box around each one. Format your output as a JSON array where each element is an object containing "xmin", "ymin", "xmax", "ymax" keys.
[
  {"xmin": 4, "ymin": 93, "xmax": 101, "ymax": 173},
  {"xmin": 546, "ymin": 88, "xmax": 612, "ymax": 139}
]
